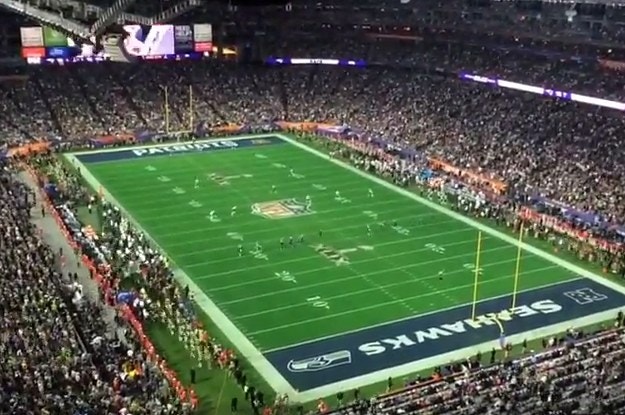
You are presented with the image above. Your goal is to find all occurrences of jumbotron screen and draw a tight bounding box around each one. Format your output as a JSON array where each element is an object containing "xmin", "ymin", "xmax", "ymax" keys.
[
  {"xmin": 20, "ymin": 23, "xmax": 213, "ymax": 63},
  {"xmin": 20, "ymin": 26, "xmax": 107, "ymax": 63},
  {"xmin": 122, "ymin": 23, "xmax": 213, "ymax": 58}
]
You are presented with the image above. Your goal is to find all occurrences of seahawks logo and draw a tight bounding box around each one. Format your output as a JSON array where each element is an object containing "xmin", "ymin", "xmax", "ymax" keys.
[
  {"xmin": 287, "ymin": 350, "xmax": 352, "ymax": 372},
  {"xmin": 251, "ymin": 199, "xmax": 313, "ymax": 219}
]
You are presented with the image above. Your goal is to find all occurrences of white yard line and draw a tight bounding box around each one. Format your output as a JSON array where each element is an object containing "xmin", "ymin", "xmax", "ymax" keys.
[
  {"xmin": 321, "ymin": 203, "xmax": 422, "ymax": 314},
  {"xmin": 67, "ymin": 133, "xmax": 625, "ymax": 403},
  {"xmin": 279, "ymin": 133, "xmax": 625, "ymax": 294},
  {"xmin": 148, "ymin": 198, "xmax": 412, "ymax": 235},
  {"xmin": 179, "ymin": 217, "xmax": 473, "ymax": 265},
  {"xmin": 225, "ymin": 259, "xmax": 556, "ymax": 320},
  {"xmin": 265, "ymin": 275, "xmax": 584, "ymax": 354},
  {"xmin": 207, "ymin": 236, "xmax": 499, "ymax": 292},
  {"xmin": 218, "ymin": 253, "xmax": 525, "ymax": 305},
  {"xmin": 92, "ymin": 157, "xmax": 349, "ymax": 191},
  {"xmin": 66, "ymin": 135, "xmax": 295, "ymax": 397},
  {"xmin": 192, "ymin": 227, "xmax": 496, "ymax": 279},
  {"xmin": 242, "ymin": 264, "xmax": 560, "ymax": 326},
  {"xmin": 276, "ymin": 133, "xmax": 625, "ymax": 401},
  {"xmin": 162, "ymin": 207, "xmax": 444, "ymax": 249}
]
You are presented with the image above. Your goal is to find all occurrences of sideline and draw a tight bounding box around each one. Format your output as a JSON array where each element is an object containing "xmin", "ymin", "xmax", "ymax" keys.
[
  {"xmin": 65, "ymin": 137, "xmax": 296, "ymax": 398},
  {"xmin": 66, "ymin": 134, "xmax": 625, "ymax": 403},
  {"xmin": 277, "ymin": 134, "xmax": 625, "ymax": 295},
  {"xmin": 275, "ymin": 133, "xmax": 625, "ymax": 401}
]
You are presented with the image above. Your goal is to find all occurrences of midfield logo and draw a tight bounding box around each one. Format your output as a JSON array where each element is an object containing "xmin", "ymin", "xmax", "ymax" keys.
[{"xmin": 251, "ymin": 199, "xmax": 313, "ymax": 219}]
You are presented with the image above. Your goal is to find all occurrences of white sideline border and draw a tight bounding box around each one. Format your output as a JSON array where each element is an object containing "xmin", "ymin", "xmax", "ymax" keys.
[
  {"xmin": 66, "ymin": 134, "xmax": 295, "ymax": 398},
  {"xmin": 65, "ymin": 133, "xmax": 625, "ymax": 403}
]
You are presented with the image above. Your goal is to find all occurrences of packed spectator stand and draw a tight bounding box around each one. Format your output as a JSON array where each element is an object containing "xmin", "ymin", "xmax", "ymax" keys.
[
  {"xmin": 0, "ymin": 159, "xmax": 193, "ymax": 414},
  {"xmin": 4, "ymin": 46, "xmax": 625, "ymax": 226},
  {"xmin": 2, "ymin": 1, "xmax": 625, "ymax": 413},
  {"xmin": 328, "ymin": 324, "xmax": 625, "ymax": 415}
]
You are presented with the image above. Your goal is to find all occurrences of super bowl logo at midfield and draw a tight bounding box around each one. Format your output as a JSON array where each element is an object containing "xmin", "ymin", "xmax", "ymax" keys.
[{"xmin": 251, "ymin": 199, "xmax": 314, "ymax": 219}]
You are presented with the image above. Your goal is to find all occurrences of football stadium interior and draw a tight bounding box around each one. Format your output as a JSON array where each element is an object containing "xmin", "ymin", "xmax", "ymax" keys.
[{"xmin": 2, "ymin": 0, "xmax": 625, "ymax": 414}]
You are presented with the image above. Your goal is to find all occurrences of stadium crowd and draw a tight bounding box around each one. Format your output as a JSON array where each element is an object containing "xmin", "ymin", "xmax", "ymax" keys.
[
  {"xmin": 4, "ymin": 45, "xmax": 625, "ymax": 231},
  {"xmin": 2, "ymin": 8, "xmax": 625, "ymax": 413},
  {"xmin": 25, "ymin": 149, "xmax": 279, "ymax": 413},
  {"xmin": 329, "ymin": 323, "xmax": 625, "ymax": 415},
  {"xmin": 0, "ymin": 159, "xmax": 193, "ymax": 414}
]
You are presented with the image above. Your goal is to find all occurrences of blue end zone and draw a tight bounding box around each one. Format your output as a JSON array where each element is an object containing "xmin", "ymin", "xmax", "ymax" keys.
[
  {"xmin": 75, "ymin": 136, "xmax": 285, "ymax": 163},
  {"xmin": 266, "ymin": 278, "xmax": 625, "ymax": 391}
]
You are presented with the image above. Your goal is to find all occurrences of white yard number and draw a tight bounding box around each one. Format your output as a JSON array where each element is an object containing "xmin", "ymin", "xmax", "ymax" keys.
[
  {"xmin": 255, "ymin": 153, "xmax": 267, "ymax": 159},
  {"xmin": 425, "ymin": 243, "xmax": 445, "ymax": 254},
  {"xmin": 172, "ymin": 187, "xmax": 186, "ymax": 194},
  {"xmin": 188, "ymin": 200, "xmax": 203, "ymax": 208},
  {"xmin": 145, "ymin": 165, "xmax": 157, "ymax": 171},
  {"xmin": 392, "ymin": 225, "xmax": 410, "ymax": 236},
  {"xmin": 252, "ymin": 251, "xmax": 268, "ymax": 261},
  {"xmin": 313, "ymin": 184, "xmax": 327, "ymax": 191},
  {"xmin": 206, "ymin": 214, "xmax": 221, "ymax": 223},
  {"xmin": 307, "ymin": 296, "xmax": 329, "ymax": 309},
  {"xmin": 363, "ymin": 210, "xmax": 378, "ymax": 220},
  {"xmin": 157, "ymin": 176, "xmax": 171, "ymax": 182},
  {"xmin": 275, "ymin": 271, "xmax": 296, "ymax": 283},
  {"xmin": 272, "ymin": 163, "xmax": 287, "ymax": 169},
  {"xmin": 463, "ymin": 263, "xmax": 483, "ymax": 275},
  {"xmin": 227, "ymin": 232, "xmax": 243, "ymax": 241}
]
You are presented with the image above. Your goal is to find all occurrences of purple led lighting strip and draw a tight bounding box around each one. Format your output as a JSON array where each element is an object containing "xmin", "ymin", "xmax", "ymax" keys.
[{"xmin": 460, "ymin": 73, "xmax": 625, "ymax": 112}]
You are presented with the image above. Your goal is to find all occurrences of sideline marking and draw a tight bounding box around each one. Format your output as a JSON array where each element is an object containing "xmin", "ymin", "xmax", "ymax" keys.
[
  {"xmin": 277, "ymin": 134, "xmax": 625, "ymax": 296},
  {"xmin": 66, "ymin": 133, "xmax": 625, "ymax": 403},
  {"xmin": 65, "ymin": 137, "xmax": 295, "ymax": 398},
  {"xmin": 274, "ymin": 133, "xmax": 625, "ymax": 400},
  {"xmin": 270, "ymin": 278, "xmax": 624, "ymax": 397}
]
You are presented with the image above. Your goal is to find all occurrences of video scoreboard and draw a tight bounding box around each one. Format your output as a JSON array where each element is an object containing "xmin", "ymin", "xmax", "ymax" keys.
[
  {"xmin": 20, "ymin": 26, "xmax": 106, "ymax": 63},
  {"xmin": 122, "ymin": 23, "xmax": 213, "ymax": 59},
  {"xmin": 20, "ymin": 23, "xmax": 213, "ymax": 64}
]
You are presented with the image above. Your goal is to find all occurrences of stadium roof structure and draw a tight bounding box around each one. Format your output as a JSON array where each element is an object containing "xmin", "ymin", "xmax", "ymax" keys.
[
  {"xmin": 497, "ymin": 0, "xmax": 625, "ymax": 4},
  {"xmin": 288, "ymin": 0, "xmax": 625, "ymax": 6},
  {"xmin": 509, "ymin": 0, "xmax": 625, "ymax": 4},
  {"xmin": 0, "ymin": 0, "xmax": 203, "ymax": 42}
]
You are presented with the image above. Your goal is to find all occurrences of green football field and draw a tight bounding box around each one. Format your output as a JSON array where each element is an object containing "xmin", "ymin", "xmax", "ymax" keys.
[
  {"xmin": 73, "ymin": 136, "xmax": 577, "ymax": 352},
  {"xmin": 69, "ymin": 133, "xmax": 625, "ymax": 399}
]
